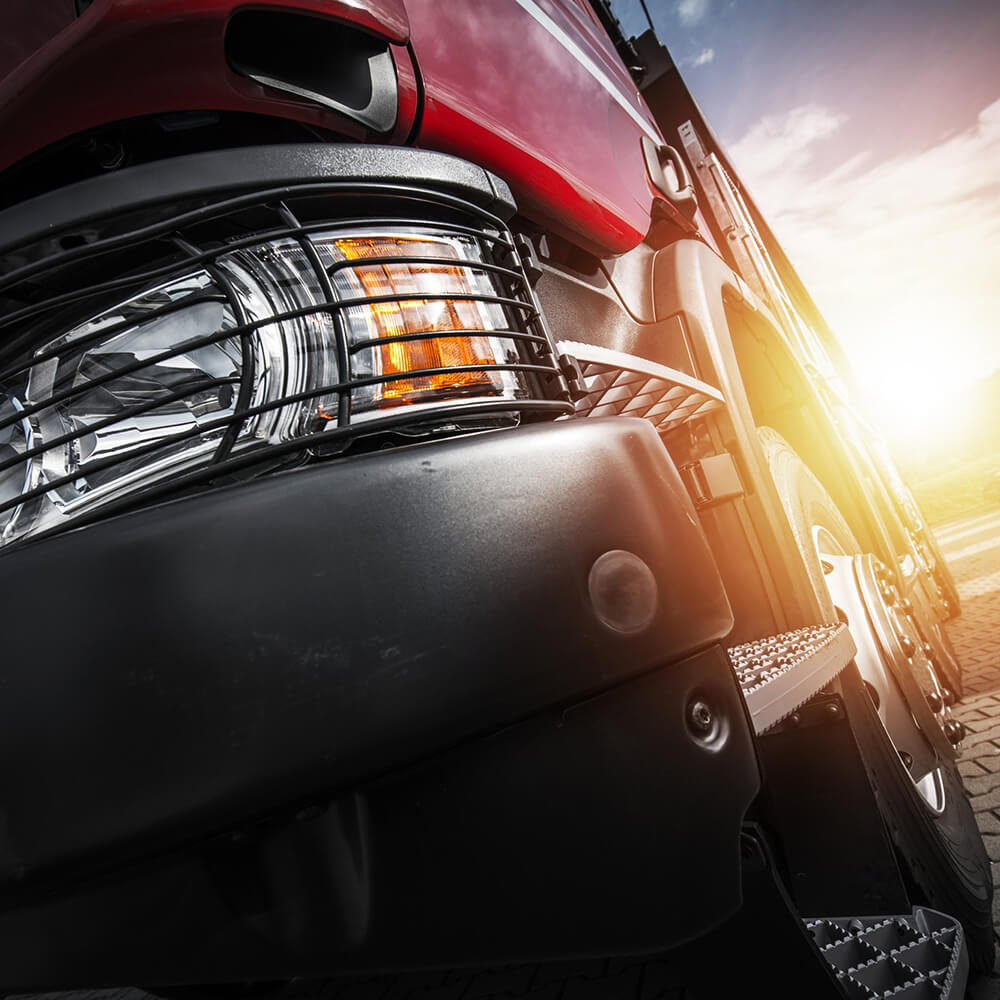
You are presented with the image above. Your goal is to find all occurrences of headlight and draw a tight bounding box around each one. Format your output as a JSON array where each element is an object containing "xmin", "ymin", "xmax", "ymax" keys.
[{"xmin": 0, "ymin": 226, "xmax": 539, "ymax": 547}]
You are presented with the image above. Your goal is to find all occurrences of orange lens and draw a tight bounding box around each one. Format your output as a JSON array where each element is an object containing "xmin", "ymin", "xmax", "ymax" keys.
[{"xmin": 333, "ymin": 236, "xmax": 504, "ymax": 408}]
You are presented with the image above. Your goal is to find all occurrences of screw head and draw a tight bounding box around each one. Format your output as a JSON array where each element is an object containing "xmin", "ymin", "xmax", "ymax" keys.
[
  {"xmin": 688, "ymin": 700, "xmax": 714, "ymax": 734},
  {"xmin": 898, "ymin": 634, "xmax": 916, "ymax": 658},
  {"xmin": 926, "ymin": 691, "xmax": 943, "ymax": 713},
  {"xmin": 899, "ymin": 750, "xmax": 913, "ymax": 769}
]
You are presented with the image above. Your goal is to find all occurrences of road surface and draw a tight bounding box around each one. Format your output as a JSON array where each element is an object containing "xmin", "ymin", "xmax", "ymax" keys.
[{"xmin": 939, "ymin": 507, "xmax": 1000, "ymax": 997}]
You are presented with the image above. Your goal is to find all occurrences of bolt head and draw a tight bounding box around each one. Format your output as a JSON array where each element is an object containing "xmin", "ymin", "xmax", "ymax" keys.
[
  {"xmin": 926, "ymin": 691, "xmax": 943, "ymax": 712},
  {"xmin": 944, "ymin": 719, "xmax": 966, "ymax": 745}
]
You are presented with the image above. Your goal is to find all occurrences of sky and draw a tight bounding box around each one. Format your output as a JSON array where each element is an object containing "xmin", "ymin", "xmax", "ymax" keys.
[{"xmin": 607, "ymin": 0, "xmax": 1000, "ymax": 444}]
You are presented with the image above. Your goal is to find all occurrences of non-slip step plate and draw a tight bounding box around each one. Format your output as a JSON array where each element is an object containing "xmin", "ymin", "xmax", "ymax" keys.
[
  {"xmin": 556, "ymin": 340, "xmax": 724, "ymax": 433},
  {"xmin": 806, "ymin": 908, "xmax": 968, "ymax": 999},
  {"xmin": 729, "ymin": 623, "xmax": 857, "ymax": 734}
]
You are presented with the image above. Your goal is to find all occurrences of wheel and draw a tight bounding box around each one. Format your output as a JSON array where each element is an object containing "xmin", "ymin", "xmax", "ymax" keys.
[
  {"xmin": 908, "ymin": 578, "xmax": 963, "ymax": 701},
  {"xmin": 759, "ymin": 426, "xmax": 995, "ymax": 972},
  {"xmin": 867, "ymin": 434, "xmax": 962, "ymax": 618}
]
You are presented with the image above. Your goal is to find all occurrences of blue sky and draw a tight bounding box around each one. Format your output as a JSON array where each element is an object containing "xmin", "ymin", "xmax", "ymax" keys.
[{"xmin": 607, "ymin": 0, "xmax": 1000, "ymax": 441}]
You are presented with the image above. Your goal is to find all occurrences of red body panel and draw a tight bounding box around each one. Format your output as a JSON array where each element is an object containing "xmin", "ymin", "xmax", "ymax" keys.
[
  {"xmin": 406, "ymin": 0, "xmax": 658, "ymax": 253},
  {"xmin": 0, "ymin": 0, "xmax": 660, "ymax": 254},
  {"xmin": 0, "ymin": 0, "xmax": 76, "ymax": 83},
  {"xmin": 0, "ymin": 0, "xmax": 418, "ymax": 171}
]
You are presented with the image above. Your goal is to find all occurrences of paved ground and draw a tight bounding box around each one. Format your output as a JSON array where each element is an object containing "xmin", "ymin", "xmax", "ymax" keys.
[{"xmin": 934, "ymin": 507, "xmax": 1000, "ymax": 998}]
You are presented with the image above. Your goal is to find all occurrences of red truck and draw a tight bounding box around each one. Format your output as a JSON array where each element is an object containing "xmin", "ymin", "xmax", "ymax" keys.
[{"xmin": 0, "ymin": 1, "xmax": 989, "ymax": 997}]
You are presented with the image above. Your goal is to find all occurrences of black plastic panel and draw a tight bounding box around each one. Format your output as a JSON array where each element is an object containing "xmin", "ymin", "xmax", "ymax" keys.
[
  {"xmin": 535, "ymin": 263, "xmax": 702, "ymax": 379},
  {"xmin": 0, "ymin": 143, "xmax": 516, "ymax": 257},
  {"xmin": 0, "ymin": 417, "xmax": 732, "ymax": 888},
  {"xmin": 0, "ymin": 645, "xmax": 757, "ymax": 988}
]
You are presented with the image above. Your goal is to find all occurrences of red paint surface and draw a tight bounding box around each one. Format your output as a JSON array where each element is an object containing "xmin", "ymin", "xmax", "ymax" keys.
[
  {"xmin": 1, "ymin": 0, "xmax": 663, "ymax": 255},
  {"xmin": 0, "ymin": 0, "xmax": 417, "ymax": 175},
  {"xmin": 0, "ymin": 0, "xmax": 76, "ymax": 83},
  {"xmin": 406, "ymin": 0, "xmax": 659, "ymax": 253}
]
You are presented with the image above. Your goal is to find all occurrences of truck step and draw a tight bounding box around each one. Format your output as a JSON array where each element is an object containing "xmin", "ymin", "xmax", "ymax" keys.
[
  {"xmin": 806, "ymin": 908, "xmax": 968, "ymax": 999},
  {"xmin": 729, "ymin": 623, "xmax": 856, "ymax": 733},
  {"xmin": 556, "ymin": 339, "xmax": 724, "ymax": 433}
]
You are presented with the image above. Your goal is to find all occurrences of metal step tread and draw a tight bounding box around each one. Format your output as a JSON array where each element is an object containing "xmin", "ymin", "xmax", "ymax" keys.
[
  {"xmin": 805, "ymin": 908, "xmax": 968, "ymax": 999},
  {"xmin": 556, "ymin": 339, "xmax": 724, "ymax": 433},
  {"xmin": 729, "ymin": 623, "xmax": 857, "ymax": 734}
]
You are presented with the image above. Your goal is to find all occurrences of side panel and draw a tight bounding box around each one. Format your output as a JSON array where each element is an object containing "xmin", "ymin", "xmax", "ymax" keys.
[{"xmin": 408, "ymin": 0, "xmax": 659, "ymax": 254}]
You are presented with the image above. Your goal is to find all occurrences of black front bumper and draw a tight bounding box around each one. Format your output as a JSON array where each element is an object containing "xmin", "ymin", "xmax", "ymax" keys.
[{"xmin": 0, "ymin": 416, "xmax": 759, "ymax": 986}]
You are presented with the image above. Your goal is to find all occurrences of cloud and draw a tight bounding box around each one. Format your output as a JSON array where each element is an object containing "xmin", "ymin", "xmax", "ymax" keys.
[
  {"xmin": 676, "ymin": 0, "xmax": 709, "ymax": 27},
  {"xmin": 724, "ymin": 97, "xmax": 1000, "ymax": 423},
  {"xmin": 728, "ymin": 104, "xmax": 848, "ymax": 180},
  {"xmin": 683, "ymin": 47, "xmax": 716, "ymax": 68}
]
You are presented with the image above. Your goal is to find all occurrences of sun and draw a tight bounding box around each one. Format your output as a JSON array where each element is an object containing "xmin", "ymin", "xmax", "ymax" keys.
[{"xmin": 841, "ymin": 305, "xmax": 981, "ymax": 451}]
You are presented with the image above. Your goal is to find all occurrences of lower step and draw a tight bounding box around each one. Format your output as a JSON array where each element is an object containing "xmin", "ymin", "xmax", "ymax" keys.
[
  {"xmin": 806, "ymin": 908, "xmax": 968, "ymax": 999},
  {"xmin": 729, "ymin": 623, "xmax": 857, "ymax": 733}
]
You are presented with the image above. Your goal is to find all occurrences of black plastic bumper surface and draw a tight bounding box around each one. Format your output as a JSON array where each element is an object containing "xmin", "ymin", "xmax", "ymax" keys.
[
  {"xmin": 0, "ymin": 142, "xmax": 516, "ymax": 257},
  {"xmin": 0, "ymin": 643, "xmax": 760, "ymax": 988},
  {"xmin": 0, "ymin": 416, "xmax": 732, "ymax": 888}
]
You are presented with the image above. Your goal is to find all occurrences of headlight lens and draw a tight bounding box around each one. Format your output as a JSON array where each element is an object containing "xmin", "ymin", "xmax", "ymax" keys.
[{"xmin": 0, "ymin": 227, "xmax": 532, "ymax": 547}]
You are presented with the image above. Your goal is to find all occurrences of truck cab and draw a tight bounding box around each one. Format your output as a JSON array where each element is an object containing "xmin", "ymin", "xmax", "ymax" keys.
[{"xmin": 0, "ymin": 1, "xmax": 987, "ymax": 995}]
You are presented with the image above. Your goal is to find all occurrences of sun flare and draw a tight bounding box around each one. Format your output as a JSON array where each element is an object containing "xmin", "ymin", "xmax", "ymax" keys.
[{"xmin": 847, "ymin": 306, "xmax": 984, "ymax": 451}]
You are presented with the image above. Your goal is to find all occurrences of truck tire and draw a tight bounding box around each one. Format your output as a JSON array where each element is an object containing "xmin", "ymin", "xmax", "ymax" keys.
[{"xmin": 758, "ymin": 427, "xmax": 994, "ymax": 972}]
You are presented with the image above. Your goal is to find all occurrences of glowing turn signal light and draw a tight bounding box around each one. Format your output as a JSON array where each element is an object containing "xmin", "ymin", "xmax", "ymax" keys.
[{"xmin": 323, "ymin": 233, "xmax": 523, "ymax": 413}]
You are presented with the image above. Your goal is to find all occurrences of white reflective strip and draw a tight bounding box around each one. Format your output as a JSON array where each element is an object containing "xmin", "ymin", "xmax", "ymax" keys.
[{"xmin": 511, "ymin": 0, "xmax": 663, "ymax": 144}]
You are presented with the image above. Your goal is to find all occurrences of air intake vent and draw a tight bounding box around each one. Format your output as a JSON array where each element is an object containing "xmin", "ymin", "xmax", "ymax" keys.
[{"xmin": 226, "ymin": 10, "xmax": 398, "ymax": 133}]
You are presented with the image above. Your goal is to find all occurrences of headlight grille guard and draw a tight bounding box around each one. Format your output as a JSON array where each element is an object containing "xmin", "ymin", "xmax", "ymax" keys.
[{"xmin": 0, "ymin": 165, "xmax": 574, "ymax": 549}]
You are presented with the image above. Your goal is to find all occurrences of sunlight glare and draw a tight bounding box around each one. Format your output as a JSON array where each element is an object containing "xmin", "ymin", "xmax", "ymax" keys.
[{"xmin": 849, "ymin": 305, "xmax": 980, "ymax": 450}]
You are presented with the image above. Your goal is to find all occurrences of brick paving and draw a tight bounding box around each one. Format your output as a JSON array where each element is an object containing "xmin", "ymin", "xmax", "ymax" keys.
[{"xmin": 935, "ymin": 508, "xmax": 1000, "ymax": 998}]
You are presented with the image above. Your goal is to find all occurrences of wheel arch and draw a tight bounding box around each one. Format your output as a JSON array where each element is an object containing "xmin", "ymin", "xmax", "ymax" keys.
[{"xmin": 652, "ymin": 239, "xmax": 910, "ymax": 640}]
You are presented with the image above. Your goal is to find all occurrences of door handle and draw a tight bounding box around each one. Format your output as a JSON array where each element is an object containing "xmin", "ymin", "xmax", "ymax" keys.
[{"xmin": 642, "ymin": 137, "xmax": 698, "ymax": 220}]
